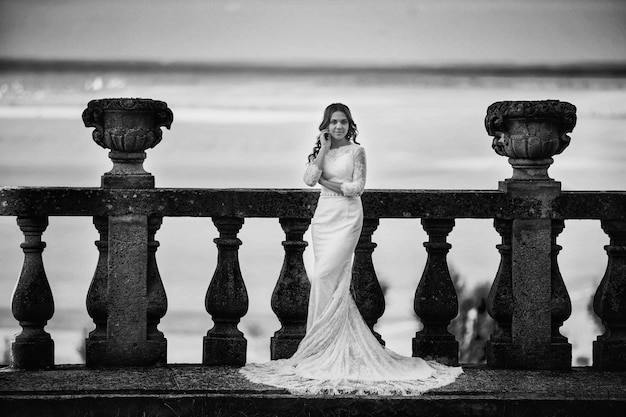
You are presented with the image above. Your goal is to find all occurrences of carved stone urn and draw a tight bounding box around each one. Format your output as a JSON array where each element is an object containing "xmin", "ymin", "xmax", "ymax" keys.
[
  {"xmin": 485, "ymin": 100, "xmax": 576, "ymax": 181},
  {"xmin": 82, "ymin": 98, "xmax": 173, "ymax": 188}
]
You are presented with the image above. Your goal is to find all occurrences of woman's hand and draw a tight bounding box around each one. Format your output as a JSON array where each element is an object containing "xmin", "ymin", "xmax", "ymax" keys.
[
  {"xmin": 317, "ymin": 129, "xmax": 330, "ymax": 152},
  {"xmin": 311, "ymin": 129, "xmax": 330, "ymax": 172}
]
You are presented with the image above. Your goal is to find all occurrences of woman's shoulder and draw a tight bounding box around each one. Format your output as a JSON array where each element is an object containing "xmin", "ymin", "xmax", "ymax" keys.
[
  {"xmin": 350, "ymin": 143, "xmax": 365, "ymax": 155},
  {"xmin": 345, "ymin": 142, "xmax": 363, "ymax": 150}
]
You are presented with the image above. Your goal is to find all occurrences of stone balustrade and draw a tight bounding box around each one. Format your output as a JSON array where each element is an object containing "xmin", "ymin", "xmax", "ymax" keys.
[{"xmin": 1, "ymin": 98, "xmax": 625, "ymax": 372}]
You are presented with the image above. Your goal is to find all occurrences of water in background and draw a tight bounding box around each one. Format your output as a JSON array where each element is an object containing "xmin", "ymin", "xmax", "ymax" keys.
[{"xmin": 1, "ymin": 70, "xmax": 624, "ymax": 365}]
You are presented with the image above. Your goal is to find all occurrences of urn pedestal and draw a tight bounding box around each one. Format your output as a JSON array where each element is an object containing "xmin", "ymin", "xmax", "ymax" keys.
[
  {"xmin": 485, "ymin": 100, "xmax": 576, "ymax": 370},
  {"xmin": 82, "ymin": 98, "xmax": 172, "ymax": 367}
]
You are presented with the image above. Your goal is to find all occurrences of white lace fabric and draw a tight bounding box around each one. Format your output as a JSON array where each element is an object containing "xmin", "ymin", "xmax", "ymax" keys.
[
  {"xmin": 240, "ymin": 142, "xmax": 463, "ymax": 395},
  {"xmin": 240, "ymin": 274, "xmax": 463, "ymax": 395},
  {"xmin": 303, "ymin": 163, "xmax": 322, "ymax": 187},
  {"xmin": 303, "ymin": 144, "xmax": 366, "ymax": 197}
]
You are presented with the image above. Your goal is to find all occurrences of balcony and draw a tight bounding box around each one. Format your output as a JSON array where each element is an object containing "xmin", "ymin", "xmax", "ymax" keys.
[{"xmin": 0, "ymin": 98, "xmax": 625, "ymax": 416}]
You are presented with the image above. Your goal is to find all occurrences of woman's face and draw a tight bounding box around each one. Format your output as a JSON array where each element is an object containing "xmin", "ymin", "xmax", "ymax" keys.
[{"xmin": 328, "ymin": 111, "xmax": 349, "ymax": 141}]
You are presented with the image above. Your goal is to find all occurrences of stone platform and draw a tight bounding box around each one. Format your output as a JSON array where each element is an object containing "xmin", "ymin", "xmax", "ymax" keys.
[{"xmin": 1, "ymin": 365, "xmax": 625, "ymax": 416}]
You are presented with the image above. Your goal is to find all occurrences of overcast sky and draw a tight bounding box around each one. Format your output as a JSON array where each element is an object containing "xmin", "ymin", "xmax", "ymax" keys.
[{"xmin": 1, "ymin": 0, "xmax": 625, "ymax": 67}]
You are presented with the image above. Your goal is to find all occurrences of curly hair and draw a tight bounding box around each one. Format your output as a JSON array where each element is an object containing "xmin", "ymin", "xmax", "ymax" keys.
[{"xmin": 307, "ymin": 103, "xmax": 359, "ymax": 162}]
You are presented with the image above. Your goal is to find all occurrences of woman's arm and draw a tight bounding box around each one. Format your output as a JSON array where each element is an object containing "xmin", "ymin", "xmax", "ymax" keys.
[
  {"xmin": 340, "ymin": 146, "xmax": 367, "ymax": 197},
  {"xmin": 303, "ymin": 163, "xmax": 322, "ymax": 186},
  {"xmin": 318, "ymin": 177, "xmax": 344, "ymax": 194},
  {"xmin": 303, "ymin": 130, "xmax": 330, "ymax": 187}
]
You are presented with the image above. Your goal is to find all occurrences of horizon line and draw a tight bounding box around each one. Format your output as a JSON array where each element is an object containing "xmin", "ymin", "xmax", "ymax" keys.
[{"xmin": 2, "ymin": 58, "xmax": 626, "ymax": 78}]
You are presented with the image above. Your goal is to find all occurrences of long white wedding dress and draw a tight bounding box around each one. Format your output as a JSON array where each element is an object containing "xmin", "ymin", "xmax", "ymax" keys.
[{"xmin": 240, "ymin": 143, "xmax": 463, "ymax": 395}]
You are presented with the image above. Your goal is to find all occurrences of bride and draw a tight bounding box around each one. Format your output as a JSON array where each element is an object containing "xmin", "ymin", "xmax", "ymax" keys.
[{"xmin": 240, "ymin": 103, "xmax": 463, "ymax": 395}]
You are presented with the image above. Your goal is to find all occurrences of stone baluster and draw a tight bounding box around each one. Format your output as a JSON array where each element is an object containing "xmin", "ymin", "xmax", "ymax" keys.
[
  {"xmin": 204, "ymin": 217, "xmax": 248, "ymax": 366},
  {"xmin": 593, "ymin": 220, "xmax": 626, "ymax": 370},
  {"xmin": 85, "ymin": 216, "xmax": 108, "ymax": 366},
  {"xmin": 486, "ymin": 100, "xmax": 576, "ymax": 369},
  {"xmin": 413, "ymin": 218, "xmax": 459, "ymax": 365},
  {"xmin": 11, "ymin": 216, "xmax": 54, "ymax": 370},
  {"xmin": 82, "ymin": 98, "xmax": 172, "ymax": 366},
  {"xmin": 486, "ymin": 218, "xmax": 513, "ymax": 367},
  {"xmin": 271, "ymin": 218, "xmax": 311, "ymax": 360},
  {"xmin": 549, "ymin": 220, "xmax": 572, "ymax": 364},
  {"xmin": 351, "ymin": 218, "xmax": 385, "ymax": 345},
  {"xmin": 147, "ymin": 216, "xmax": 167, "ymax": 344}
]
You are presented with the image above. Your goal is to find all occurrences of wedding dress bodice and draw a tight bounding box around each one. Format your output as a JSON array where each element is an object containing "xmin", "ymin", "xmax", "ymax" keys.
[{"xmin": 303, "ymin": 144, "xmax": 366, "ymax": 196}]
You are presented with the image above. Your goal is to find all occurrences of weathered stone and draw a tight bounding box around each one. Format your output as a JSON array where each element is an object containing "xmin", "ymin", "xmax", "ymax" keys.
[
  {"xmin": 486, "ymin": 100, "xmax": 576, "ymax": 181},
  {"xmin": 486, "ymin": 217, "xmax": 574, "ymax": 370},
  {"xmin": 86, "ymin": 216, "xmax": 108, "ymax": 360},
  {"xmin": 499, "ymin": 179, "xmax": 570, "ymax": 369},
  {"xmin": 5, "ymin": 365, "xmax": 625, "ymax": 417},
  {"xmin": 549, "ymin": 220, "xmax": 572, "ymax": 365},
  {"xmin": 486, "ymin": 100, "xmax": 576, "ymax": 370},
  {"xmin": 351, "ymin": 218, "xmax": 385, "ymax": 345},
  {"xmin": 486, "ymin": 219, "xmax": 514, "ymax": 367},
  {"xmin": 82, "ymin": 98, "xmax": 173, "ymax": 189},
  {"xmin": 147, "ymin": 216, "xmax": 167, "ymax": 345},
  {"xmin": 593, "ymin": 219, "xmax": 626, "ymax": 370},
  {"xmin": 511, "ymin": 218, "xmax": 553, "ymax": 357},
  {"xmin": 204, "ymin": 217, "xmax": 248, "ymax": 366},
  {"xmin": 2, "ymin": 188, "xmax": 625, "ymax": 220},
  {"xmin": 82, "ymin": 98, "xmax": 170, "ymax": 367},
  {"xmin": 270, "ymin": 218, "xmax": 311, "ymax": 360},
  {"xmin": 11, "ymin": 216, "xmax": 54, "ymax": 370},
  {"xmin": 413, "ymin": 219, "xmax": 459, "ymax": 365},
  {"xmin": 87, "ymin": 215, "xmax": 166, "ymax": 366}
]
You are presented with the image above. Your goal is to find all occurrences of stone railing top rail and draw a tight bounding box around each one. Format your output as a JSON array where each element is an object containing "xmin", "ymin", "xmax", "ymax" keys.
[{"xmin": 0, "ymin": 187, "xmax": 625, "ymax": 219}]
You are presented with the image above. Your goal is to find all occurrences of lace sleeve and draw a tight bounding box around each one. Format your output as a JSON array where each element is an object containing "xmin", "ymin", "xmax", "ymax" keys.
[
  {"xmin": 303, "ymin": 163, "xmax": 322, "ymax": 187},
  {"xmin": 340, "ymin": 146, "xmax": 366, "ymax": 197}
]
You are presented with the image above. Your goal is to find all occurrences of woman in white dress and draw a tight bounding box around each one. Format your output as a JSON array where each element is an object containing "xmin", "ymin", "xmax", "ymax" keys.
[{"xmin": 240, "ymin": 103, "xmax": 462, "ymax": 395}]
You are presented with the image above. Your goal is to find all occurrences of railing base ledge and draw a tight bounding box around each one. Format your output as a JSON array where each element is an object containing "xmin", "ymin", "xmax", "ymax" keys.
[
  {"xmin": 487, "ymin": 341, "xmax": 572, "ymax": 370},
  {"xmin": 1, "ymin": 365, "xmax": 625, "ymax": 417},
  {"xmin": 412, "ymin": 336, "xmax": 459, "ymax": 366},
  {"xmin": 202, "ymin": 336, "xmax": 246, "ymax": 366},
  {"xmin": 10, "ymin": 340, "xmax": 54, "ymax": 370},
  {"xmin": 593, "ymin": 340, "xmax": 626, "ymax": 371},
  {"xmin": 270, "ymin": 335, "xmax": 302, "ymax": 361},
  {"xmin": 85, "ymin": 339, "xmax": 167, "ymax": 367}
]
